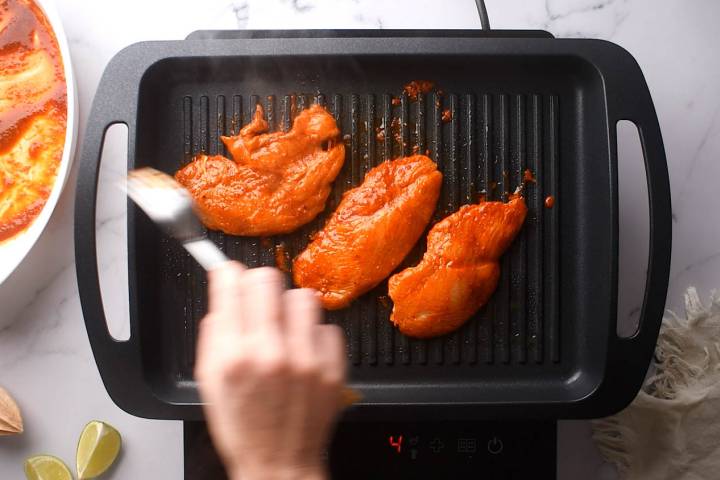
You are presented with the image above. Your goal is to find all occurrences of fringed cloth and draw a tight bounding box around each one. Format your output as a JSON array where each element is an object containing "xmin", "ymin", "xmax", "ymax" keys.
[{"xmin": 593, "ymin": 287, "xmax": 720, "ymax": 479}]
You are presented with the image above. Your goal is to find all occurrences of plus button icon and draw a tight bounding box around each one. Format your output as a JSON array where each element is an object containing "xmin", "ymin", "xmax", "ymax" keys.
[{"xmin": 429, "ymin": 437, "xmax": 444, "ymax": 453}]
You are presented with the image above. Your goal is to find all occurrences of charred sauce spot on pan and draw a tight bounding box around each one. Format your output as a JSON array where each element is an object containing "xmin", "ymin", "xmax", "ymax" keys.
[
  {"xmin": 403, "ymin": 80, "xmax": 435, "ymax": 101},
  {"xmin": 378, "ymin": 295, "xmax": 391, "ymax": 309},
  {"xmin": 289, "ymin": 94, "xmax": 298, "ymax": 119},
  {"xmin": 274, "ymin": 242, "xmax": 290, "ymax": 273},
  {"xmin": 260, "ymin": 237, "xmax": 273, "ymax": 249},
  {"xmin": 523, "ymin": 168, "xmax": 536, "ymax": 183},
  {"xmin": 390, "ymin": 117, "xmax": 402, "ymax": 144},
  {"xmin": 376, "ymin": 128, "xmax": 385, "ymax": 142},
  {"xmin": 375, "ymin": 117, "xmax": 386, "ymax": 142}
]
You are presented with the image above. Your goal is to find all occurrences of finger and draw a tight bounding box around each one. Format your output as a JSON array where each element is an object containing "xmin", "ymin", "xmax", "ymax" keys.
[
  {"xmin": 208, "ymin": 261, "xmax": 246, "ymax": 315},
  {"xmin": 239, "ymin": 267, "xmax": 285, "ymax": 340},
  {"xmin": 314, "ymin": 324, "xmax": 347, "ymax": 385},
  {"xmin": 280, "ymin": 289, "xmax": 321, "ymax": 457},
  {"xmin": 195, "ymin": 313, "xmax": 241, "ymax": 376},
  {"xmin": 283, "ymin": 288, "xmax": 322, "ymax": 369},
  {"xmin": 194, "ymin": 313, "xmax": 215, "ymax": 382},
  {"xmin": 202, "ymin": 261, "xmax": 247, "ymax": 361}
]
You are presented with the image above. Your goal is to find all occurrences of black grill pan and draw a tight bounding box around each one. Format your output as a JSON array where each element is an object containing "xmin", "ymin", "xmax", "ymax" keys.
[{"xmin": 75, "ymin": 30, "xmax": 671, "ymax": 420}]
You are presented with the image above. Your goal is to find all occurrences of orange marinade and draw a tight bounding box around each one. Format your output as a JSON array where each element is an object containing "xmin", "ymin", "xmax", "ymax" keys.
[
  {"xmin": 293, "ymin": 155, "xmax": 442, "ymax": 310},
  {"xmin": 0, "ymin": 0, "xmax": 67, "ymax": 242},
  {"xmin": 403, "ymin": 80, "xmax": 435, "ymax": 101},
  {"xmin": 523, "ymin": 168, "xmax": 536, "ymax": 183},
  {"xmin": 274, "ymin": 242, "xmax": 290, "ymax": 273},
  {"xmin": 389, "ymin": 196, "xmax": 527, "ymax": 338},
  {"xmin": 176, "ymin": 104, "xmax": 345, "ymax": 236}
]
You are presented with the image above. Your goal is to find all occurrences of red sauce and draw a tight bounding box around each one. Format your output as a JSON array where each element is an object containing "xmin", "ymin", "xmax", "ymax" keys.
[
  {"xmin": 509, "ymin": 191, "xmax": 523, "ymax": 201},
  {"xmin": 403, "ymin": 80, "xmax": 435, "ymax": 101},
  {"xmin": 441, "ymin": 109, "xmax": 452, "ymax": 123},
  {"xmin": 0, "ymin": 0, "xmax": 67, "ymax": 242},
  {"xmin": 375, "ymin": 126, "xmax": 385, "ymax": 142},
  {"xmin": 388, "ymin": 196, "xmax": 527, "ymax": 338},
  {"xmin": 523, "ymin": 168, "xmax": 536, "ymax": 183},
  {"xmin": 391, "ymin": 97, "xmax": 401, "ymax": 106},
  {"xmin": 545, "ymin": 195, "xmax": 555, "ymax": 208},
  {"xmin": 293, "ymin": 155, "xmax": 441, "ymax": 310},
  {"xmin": 274, "ymin": 243, "xmax": 290, "ymax": 273},
  {"xmin": 289, "ymin": 94, "xmax": 297, "ymax": 120},
  {"xmin": 176, "ymin": 104, "xmax": 345, "ymax": 236},
  {"xmin": 390, "ymin": 117, "xmax": 402, "ymax": 144}
]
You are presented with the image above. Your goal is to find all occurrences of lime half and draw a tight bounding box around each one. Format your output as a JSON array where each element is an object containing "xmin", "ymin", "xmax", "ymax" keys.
[
  {"xmin": 24, "ymin": 455, "xmax": 73, "ymax": 480},
  {"xmin": 76, "ymin": 420, "xmax": 121, "ymax": 479}
]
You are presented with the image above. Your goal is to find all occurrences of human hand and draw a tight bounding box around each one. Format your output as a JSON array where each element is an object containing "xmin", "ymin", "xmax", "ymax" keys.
[{"xmin": 195, "ymin": 262, "xmax": 347, "ymax": 480}]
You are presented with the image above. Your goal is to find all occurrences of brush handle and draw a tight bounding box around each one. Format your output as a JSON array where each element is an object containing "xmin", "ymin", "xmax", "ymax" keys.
[{"xmin": 183, "ymin": 238, "xmax": 229, "ymax": 271}]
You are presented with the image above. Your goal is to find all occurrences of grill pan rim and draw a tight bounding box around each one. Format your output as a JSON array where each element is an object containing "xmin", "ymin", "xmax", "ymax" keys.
[{"xmin": 75, "ymin": 32, "xmax": 670, "ymax": 420}]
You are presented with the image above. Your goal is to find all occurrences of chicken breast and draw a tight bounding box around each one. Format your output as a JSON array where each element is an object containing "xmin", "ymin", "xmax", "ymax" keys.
[
  {"xmin": 175, "ymin": 104, "xmax": 344, "ymax": 236},
  {"xmin": 293, "ymin": 155, "xmax": 442, "ymax": 310},
  {"xmin": 1, "ymin": 0, "xmax": 67, "ymax": 242},
  {"xmin": 388, "ymin": 196, "xmax": 527, "ymax": 338}
]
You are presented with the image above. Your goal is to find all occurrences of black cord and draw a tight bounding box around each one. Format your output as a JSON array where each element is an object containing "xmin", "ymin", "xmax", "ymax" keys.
[{"xmin": 474, "ymin": 0, "xmax": 491, "ymax": 30}]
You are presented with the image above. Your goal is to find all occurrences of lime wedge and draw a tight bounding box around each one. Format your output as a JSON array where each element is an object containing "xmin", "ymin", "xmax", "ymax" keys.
[
  {"xmin": 76, "ymin": 421, "xmax": 121, "ymax": 479},
  {"xmin": 24, "ymin": 455, "xmax": 73, "ymax": 480}
]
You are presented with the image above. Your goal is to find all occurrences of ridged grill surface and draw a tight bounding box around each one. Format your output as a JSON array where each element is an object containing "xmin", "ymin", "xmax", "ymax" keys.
[{"xmin": 169, "ymin": 91, "xmax": 559, "ymax": 378}]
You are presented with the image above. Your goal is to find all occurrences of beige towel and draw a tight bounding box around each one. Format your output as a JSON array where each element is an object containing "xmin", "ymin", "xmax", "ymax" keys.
[{"xmin": 593, "ymin": 287, "xmax": 720, "ymax": 479}]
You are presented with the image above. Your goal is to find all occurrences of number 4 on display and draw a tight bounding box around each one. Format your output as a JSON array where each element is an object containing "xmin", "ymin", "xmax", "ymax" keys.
[{"xmin": 388, "ymin": 435, "xmax": 403, "ymax": 454}]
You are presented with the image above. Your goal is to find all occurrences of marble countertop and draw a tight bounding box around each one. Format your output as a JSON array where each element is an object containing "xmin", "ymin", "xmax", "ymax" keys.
[{"xmin": 1, "ymin": 0, "xmax": 719, "ymax": 478}]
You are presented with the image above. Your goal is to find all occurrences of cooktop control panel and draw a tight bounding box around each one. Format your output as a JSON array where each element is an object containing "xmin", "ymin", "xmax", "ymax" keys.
[
  {"xmin": 185, "ymin": 420, "xmax": 556, "ymax": 479},
  {"xmin": 329, "ymin": 420, "xmax": 556, "ymax": 478}
]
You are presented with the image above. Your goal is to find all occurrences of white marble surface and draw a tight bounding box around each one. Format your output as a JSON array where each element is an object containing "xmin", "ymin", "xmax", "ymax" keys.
[{"xmin": 1, "ymin": 0, "xmax": 719, "ymax": 478}]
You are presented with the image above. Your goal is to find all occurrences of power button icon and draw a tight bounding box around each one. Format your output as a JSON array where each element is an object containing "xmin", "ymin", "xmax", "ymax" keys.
[{"xmin": 487, "ymin": 437, "xmax": 504, "ymax": 455}]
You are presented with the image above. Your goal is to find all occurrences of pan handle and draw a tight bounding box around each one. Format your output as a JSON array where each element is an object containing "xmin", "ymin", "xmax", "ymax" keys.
[
  {"xmin": 74, "ymin": 53, "xmax": 178, "ymax": 418},
  {"xmin": 597, "ymin": 43, "xmax": 672, "ymax": 414}
]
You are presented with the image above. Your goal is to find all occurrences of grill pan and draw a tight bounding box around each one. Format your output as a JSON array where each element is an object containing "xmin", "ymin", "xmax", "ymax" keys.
[{"xmin": 75, "ymin": 30, "xmax": 671, "ymax": 421}]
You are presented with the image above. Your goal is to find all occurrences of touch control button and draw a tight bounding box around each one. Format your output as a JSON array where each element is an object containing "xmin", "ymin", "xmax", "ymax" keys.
[{"xmin": 487, "ymin": 437, "xmax": 504, "ymax": 455}]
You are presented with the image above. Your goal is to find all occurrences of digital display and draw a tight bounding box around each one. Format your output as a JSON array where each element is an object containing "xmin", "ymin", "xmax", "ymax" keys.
[
  {"xmin": 329, "ymin": 422, "xmax": 556, "ymax": 477},
  {"xmin": 388, "ymin": 435, "xmax": 403, "ymax": 454}
]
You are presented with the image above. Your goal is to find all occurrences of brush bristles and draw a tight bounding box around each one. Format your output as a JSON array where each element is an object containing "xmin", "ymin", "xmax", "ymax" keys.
[
  {"xmin": 128, "ymin": 167, "xmax": 183, "ymax": 190},
  {"xmin": 126, "ymin": 167, "xmax": 192, "ymax": 222}
]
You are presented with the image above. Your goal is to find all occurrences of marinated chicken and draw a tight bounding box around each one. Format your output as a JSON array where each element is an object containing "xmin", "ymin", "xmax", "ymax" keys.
[
  {"xmin": 1, "ymin": 0, "xmax": 67, "ymax": 242},
  {"xmin": 175, "ymin": 104, "xmax": 344, "ymax": 236},
  {"xmin": 293, "ymin": 155, "xmax": 442, "ymax": 310},
  {"xmin": 388, "ymin": 196, "xmax": 527, "ymax": 338}
]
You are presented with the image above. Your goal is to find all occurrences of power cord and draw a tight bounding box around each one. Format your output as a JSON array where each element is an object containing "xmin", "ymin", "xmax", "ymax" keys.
[{"xmin": 475, "ymin": 0, "xmax": 491, "ymax": 30}]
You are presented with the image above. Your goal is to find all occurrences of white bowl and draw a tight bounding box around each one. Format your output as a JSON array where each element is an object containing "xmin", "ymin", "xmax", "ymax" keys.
[{"xmin": 0, "ymin": 0, "xmax": 78, "ymax": 285}]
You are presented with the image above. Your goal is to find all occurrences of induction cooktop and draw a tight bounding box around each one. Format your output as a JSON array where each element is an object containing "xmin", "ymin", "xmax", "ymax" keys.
[{"xmin": 184, "ymin": 420, "xmax": 556, "ymax": 479}]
